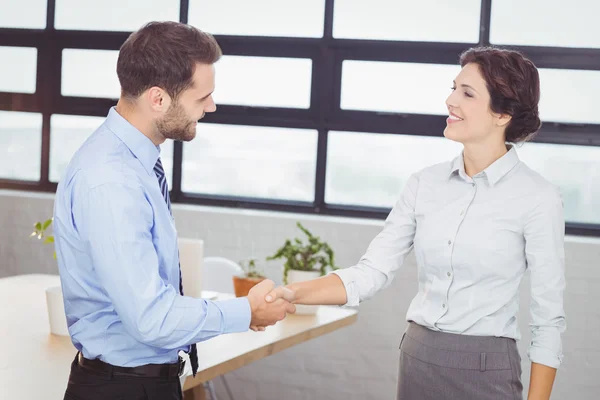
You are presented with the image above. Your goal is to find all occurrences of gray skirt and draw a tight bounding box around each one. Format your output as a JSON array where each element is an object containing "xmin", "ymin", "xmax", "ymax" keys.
[{"xmin": 397, "ymin": 322, "xmax": 523, "ymax": 400}]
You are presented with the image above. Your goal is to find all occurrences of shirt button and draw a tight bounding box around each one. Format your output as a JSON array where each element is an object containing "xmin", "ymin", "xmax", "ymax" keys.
[
  {"xmin": 447, "ymin": 240, "xmax": 452, "ymax": 245},
  {"xmin": 447, "ymin": 272, "xmax": 452, "ymax": 277},
  {"xmin": 442, "ymin": 303, "xmax": 446, "ymax": 308},
  {"xmin": 460, "ymin": 210, "xmax": 464, "ymax": 216}
]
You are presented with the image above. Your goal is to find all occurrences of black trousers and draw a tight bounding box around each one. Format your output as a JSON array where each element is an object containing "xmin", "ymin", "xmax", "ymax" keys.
[{"xmin": 63, "ymin": 354, "xmax": 183, "ymax": 400}]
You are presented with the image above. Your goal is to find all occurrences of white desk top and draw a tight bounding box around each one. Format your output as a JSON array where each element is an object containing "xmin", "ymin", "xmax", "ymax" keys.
[{"xmin": 0, "ymin": 274, "xmax": 358, "ymax": 398}]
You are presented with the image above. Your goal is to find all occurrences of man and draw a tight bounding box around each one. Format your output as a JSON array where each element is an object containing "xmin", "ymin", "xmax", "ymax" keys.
[{"xmin": 53, "ymin": 21, "xmax": 295, "ymax": 400}]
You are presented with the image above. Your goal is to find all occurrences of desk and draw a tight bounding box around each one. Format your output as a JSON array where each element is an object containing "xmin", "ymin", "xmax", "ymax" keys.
[{"xmin": 0, "ymin": 274, "xmax": 358, "ymax": 399}]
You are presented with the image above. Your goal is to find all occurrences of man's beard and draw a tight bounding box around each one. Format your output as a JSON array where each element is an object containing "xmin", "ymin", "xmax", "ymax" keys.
[{"xmin": 156, "ymin": 101, "xmax": 198, "ymax": 142}]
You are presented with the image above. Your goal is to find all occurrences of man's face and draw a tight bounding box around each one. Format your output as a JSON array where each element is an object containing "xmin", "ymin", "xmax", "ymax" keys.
[{"xmin": 156, "ymin": 63, "xmax": 217, "ymax": 142}]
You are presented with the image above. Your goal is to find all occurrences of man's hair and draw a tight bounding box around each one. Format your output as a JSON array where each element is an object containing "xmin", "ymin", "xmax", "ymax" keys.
[{"xmin": 117, "ymin": 21, "xmax": 222, "ymax": 100}]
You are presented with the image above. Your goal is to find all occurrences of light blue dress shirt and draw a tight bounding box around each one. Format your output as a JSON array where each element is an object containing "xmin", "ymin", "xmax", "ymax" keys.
[
  {"xmin": 333, "ymin": 146, "xmax": 566, "ymax": 369},
  {"xmin": 53, "ymin": 107, "xmax": 251, "ymax": 367}
]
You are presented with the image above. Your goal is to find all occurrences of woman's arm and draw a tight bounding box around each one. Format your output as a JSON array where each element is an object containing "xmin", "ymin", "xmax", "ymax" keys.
[
  {"xmin": 265, "ymin": 173, "xmax": 421, "ymax": 310},
  {"xmin": 528, "ymin": 363, "xmax": 557, "ymax": 400},
  {"xmin": 524, "ymin": 187, "xmax": 566, "ymax": 399},
  {"xmin": 266, "ymin": 274, "xmax": 348, "ymax": 306}
]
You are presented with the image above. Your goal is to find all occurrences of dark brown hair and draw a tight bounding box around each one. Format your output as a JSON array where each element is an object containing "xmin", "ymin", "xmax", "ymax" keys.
[
  {"xmin": 117, "ymin": 21, "xmax": 222, "ymax": 100},
  {"xmin": 459, "ymin": 47, "xmax": 542, "ymax": 143}
]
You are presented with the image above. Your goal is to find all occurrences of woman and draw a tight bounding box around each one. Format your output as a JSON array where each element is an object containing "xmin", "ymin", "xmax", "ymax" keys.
[{"xmin": 263, "ymin": 47, "xmax": 566, "ymax": 400}]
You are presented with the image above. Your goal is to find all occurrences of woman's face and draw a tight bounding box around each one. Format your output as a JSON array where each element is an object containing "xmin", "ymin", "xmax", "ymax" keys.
[{"xmin": 444, "ymin": 62, "xmax": 506, "ymax": 145}]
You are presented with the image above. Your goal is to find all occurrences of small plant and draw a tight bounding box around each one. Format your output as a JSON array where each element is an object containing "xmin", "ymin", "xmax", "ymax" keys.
[
  {"xmin": 239, "ymin": 258, "xmax": 265, "ymax": 279},
  {"xmin": 233, "ymin": 258, "xmax": 266, "ymax": 297},
  {"xmin": 30, "ymin": 217, "xmax": 56, "ymax": 259},
  {"xmin": 267, "ymin": 222, "xmax": 339, "ymax": 285}
]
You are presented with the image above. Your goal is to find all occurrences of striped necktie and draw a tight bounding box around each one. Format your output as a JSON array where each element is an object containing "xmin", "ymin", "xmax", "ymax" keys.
[{"xmin": 153, "ymin": 157, "xmax": 198, "ymax": 377}]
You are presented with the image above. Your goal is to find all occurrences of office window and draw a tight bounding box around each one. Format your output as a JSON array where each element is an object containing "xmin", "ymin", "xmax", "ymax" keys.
[
  {"xmin": 341, "ymin": 61, "xmax": 461, "ymax": 115},
  {"xmin": 61, "ymin": 49, "xmax": 120, "ymax": 98},
  {"xmin": 0, "ymin": 47, "xmax": 37, "ymax": 94},
  {"xmin": 183, "ymin": 123, "xmax": 317, "ymax": 201},
  {"xmin": 49, "ymin": 115, "xmax": 105, "ymax": 182},
  {"xmin": 0, "ymin": 111, "xmax": 42, "ymax": 181},
  {"xmin": 538, "ymin": 68, "xmax": 600, "ymax": 124},
  {"xmin": 189, "ymin": 0, "xmax": 325, "ymax": 37},
  {"xmin": 333, "ymin": 0, "xmax": 481, "ymax": 42},
  {"xmin": 55, "ymin": 0, "xmax": 179, "ymax": 31},
  {"xmin": 214, "ymin": 56, "xmax": 312, "ymax": 108},
  {"xmin": 516, "ymin": 142, "xmax": 600, "ymax": 225},
  {"xmin": 326, "ymin": 131, "xmax": 462, "ymax": 208},
  {"xmin": 491, "ymin": 0, "xmax": 600, "ymax": 48},
  {"xmin": 0, "ymin": 0, "xmax": 46, "ymax": 29}
]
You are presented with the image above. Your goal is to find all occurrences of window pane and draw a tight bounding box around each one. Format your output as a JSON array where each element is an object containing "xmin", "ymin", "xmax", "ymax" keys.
[
  {"xmin": 333, "ymin": 0, "xmax": 480, "ymax": 42},
  {"xmin": 214, "ymin": 56, "xmax": 312, "ymax": 108},
  {"xmin": 491, "ymin": 0, "xmax": 600, "ymax": 48},
  {"xmin": 341, "ymin": 61, "xmax": 460, "ymax": 115},
  {"xmin": 539, "ymin": 68, "xmax": 600, "ymax": 124},
  {"xmin": 182, "ymin": 124, "xmax": 317, "ymax": 201},
  {"xmin": 189, "ymin": 0, "xmax": 325, "ymax": 37},
  {"xmin": 50, "ymin": 115, "xmax": 106, "ymax": 182},
  {"xmin": 0, "ymin": 111, "xmax": 42, "ymax": 181},
  {"xmin": 55, "ymin": 0, "xmax": 179, "ymax": 31},
  {"xmin": 62, "ymin": 49, "xmax": 120, "ymax": 98},
  {"xmin": 0, "ymin": 47, "xmax": 37, "ymax": 94},
  {"xmin": 516, "ymin": 143, "xmax": 600, "ymax": 225},
  {"xmin": 0, "ymin": 0, "xmax": 46, "ymax": 29},
  {"xmin": 326, "ymin": 131, "xmax": 462, "ymax": 208}
]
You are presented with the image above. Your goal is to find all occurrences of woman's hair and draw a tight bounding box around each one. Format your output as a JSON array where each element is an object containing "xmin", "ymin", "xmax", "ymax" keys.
[{"xmin": 459, "ymin": 47, "xmax": 542, "ymax": 143}]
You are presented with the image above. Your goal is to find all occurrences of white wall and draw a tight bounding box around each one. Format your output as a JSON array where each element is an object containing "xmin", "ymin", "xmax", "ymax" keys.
[{"xmin": 2, "ymin": 190, "xmax": 599, "ymax": 399}]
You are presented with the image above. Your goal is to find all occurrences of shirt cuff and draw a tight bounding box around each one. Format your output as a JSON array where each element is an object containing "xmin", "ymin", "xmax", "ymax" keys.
[
  {"xmin": 528, "ymin": 345, "xmax": 563, "ymax": 369},
  {"xmin": 214, "ymin": 297, "xmax": 251, "ymax": 334},
  {"xmin": 330, "ymin": 269, "xmax": 360, "ymax": 307}
]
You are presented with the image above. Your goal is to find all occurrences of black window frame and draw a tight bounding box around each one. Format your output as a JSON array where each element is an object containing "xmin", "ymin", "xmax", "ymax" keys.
[{"xmin": 1, "ymin": 0, "xmax": 599, "ymax": 236}]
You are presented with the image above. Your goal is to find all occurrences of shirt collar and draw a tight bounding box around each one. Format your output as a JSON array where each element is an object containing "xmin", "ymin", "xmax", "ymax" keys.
[
  {"xmin": 448, "ymin": 145, "xmax": 520, "ymax": 187},
  {"xmin": 104, "ymin": 106, "xmax": 160, "ymax": 176}
]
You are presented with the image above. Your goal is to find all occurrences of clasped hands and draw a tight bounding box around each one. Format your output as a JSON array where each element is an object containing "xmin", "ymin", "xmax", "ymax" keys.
[{"xmin": 247, "ymin": 280, "xmax": 297, "ymax": 332}]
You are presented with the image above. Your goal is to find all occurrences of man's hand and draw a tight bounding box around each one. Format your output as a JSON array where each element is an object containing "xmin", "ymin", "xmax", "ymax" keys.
[{"xmin": 247, "ymin": 280, "xmax": 295, "ymax": 332}]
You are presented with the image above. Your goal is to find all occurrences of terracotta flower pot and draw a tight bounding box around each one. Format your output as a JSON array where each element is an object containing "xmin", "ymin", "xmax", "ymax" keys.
[{"xmin": 232, "ymin": 275, "xmax": 265, "ymax": 297}]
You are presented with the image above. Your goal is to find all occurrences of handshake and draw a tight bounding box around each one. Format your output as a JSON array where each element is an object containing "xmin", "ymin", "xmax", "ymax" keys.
[{"xmin": 246, "ymin": 279, "xmax": 297, "ymax": 332}]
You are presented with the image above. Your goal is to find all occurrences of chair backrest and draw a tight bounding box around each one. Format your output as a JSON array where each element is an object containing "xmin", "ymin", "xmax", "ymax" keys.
[{"xmin": 202, "ymin": 257, "xmax": 244, "ymax": 294}]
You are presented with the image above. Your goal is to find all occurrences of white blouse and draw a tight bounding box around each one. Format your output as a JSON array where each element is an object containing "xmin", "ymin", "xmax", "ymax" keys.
[{"xmin": 333, "ymin": 146, "xmax": 566, "ymax": 369}]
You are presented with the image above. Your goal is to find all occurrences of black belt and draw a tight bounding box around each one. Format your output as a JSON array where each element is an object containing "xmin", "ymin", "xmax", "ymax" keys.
[{"xmin": 76, "ymin": 352, "xmax": 185, "ymax": 379}]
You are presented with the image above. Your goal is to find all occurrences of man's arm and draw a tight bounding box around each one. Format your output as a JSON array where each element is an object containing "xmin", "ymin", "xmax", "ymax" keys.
[{"xmin": 73, "ymin": 180, "xmax": 276, "ymax": 348}]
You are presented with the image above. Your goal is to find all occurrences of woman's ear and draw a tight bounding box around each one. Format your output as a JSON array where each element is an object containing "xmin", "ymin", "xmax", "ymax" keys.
[{"xmin": 495, "ymin": 112, "xmax": 512, "ymax": 128}]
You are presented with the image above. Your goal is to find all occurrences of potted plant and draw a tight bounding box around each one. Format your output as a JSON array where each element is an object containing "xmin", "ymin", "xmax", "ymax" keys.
[
  {"xmin": 30, "ymin": 217, "xmax": 68, "ymax": 336},
  {"xmin": 267, "ymin": 222, "xmax": 339, "ymax": 314},
  {"xmin": 31, "ymin": 217, "xmax": 56, "ymax": 259},
  {"xmin": 232, "ymin": 258, "xmax": 266, "ymax": 298}
]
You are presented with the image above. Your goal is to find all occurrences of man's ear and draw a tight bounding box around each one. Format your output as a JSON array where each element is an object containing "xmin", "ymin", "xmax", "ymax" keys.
[{"xmin": 146, "ymin": 87, "xmax": 171, "ymax": 112}]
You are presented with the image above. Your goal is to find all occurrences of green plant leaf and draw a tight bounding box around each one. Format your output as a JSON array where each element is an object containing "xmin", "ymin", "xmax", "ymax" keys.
[
  {"xmin": 35, "ymin": 222, "xmax": 42, "ymax": 231},
  {"xmin": 42, "ymin": 218, "xmax": 53, "ymax": 230},
  {"xmin": 44, "ymin": 236, "xmax": 54, "ymax": 244}
]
